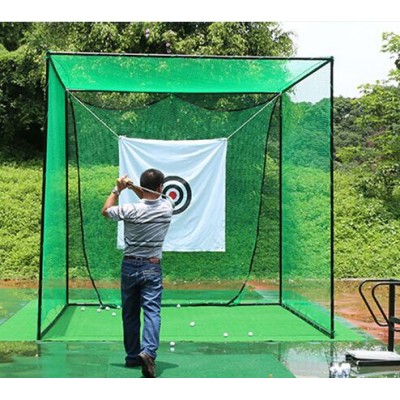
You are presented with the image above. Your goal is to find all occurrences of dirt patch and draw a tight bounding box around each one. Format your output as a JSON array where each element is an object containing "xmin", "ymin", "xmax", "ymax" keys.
[
  {"xmin": 335, "ymin": 281, "xmax": 400, "ymax": 345},
  {"xmin": 0, "ymin": 280, "xmax": 38, "ymax": 289}
]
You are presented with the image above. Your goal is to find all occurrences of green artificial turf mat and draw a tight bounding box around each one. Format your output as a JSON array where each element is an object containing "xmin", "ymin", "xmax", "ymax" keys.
[
  {"xmin": 40, "ymin": 305, "xmax": 365, "ymax": 342},
  {"xmin": 0, "ymin": 300, "xmax": 366, "ymax": 343}
]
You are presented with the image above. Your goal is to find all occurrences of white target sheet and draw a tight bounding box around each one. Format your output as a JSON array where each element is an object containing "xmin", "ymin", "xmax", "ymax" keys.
[{"xmin": 117, "ymin": 136, "xmax": 227, "ymax": 252}]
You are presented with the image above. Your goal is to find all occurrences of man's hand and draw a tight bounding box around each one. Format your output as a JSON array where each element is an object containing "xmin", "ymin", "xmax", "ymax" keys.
[
  {"xmin": 116, "ymin": 175, "xmax": 133, "ymax": 192},
  {"xmin": 102, "ymin": 175, "xmax": 134, "ymax": 217}
]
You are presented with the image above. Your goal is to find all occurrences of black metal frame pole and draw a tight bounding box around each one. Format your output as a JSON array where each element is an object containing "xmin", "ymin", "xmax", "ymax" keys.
[
  {"xmin": 47, "ymin": 51, "xmax": 333, "ymax": 62},
  {"xmin": 388, "ymin": 283, "xmax": 395, "ymax": 352},
  {"xmin": 65, "ymin": 92, "xmax": 69, "ymax": 306},
  {"xmin": 279, "ymin": 95, "xmax": 283, "ymax": 305},
  {"xmin": 330, "ymin": 58, "xmax": 335, "ymax": 338}
]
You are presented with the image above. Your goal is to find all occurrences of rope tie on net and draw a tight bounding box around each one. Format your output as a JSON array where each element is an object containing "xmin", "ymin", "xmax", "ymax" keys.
[
  {"xmin": 226, "ymin": 92, "xmax": 281, "ymax": 140},
  {"xmin": 67, "ymin": 90, "xmax": 119, "ymax": 139},
  {"xmin": 67, "ymin": 90, "xmax": 281, "ymax": 142}
]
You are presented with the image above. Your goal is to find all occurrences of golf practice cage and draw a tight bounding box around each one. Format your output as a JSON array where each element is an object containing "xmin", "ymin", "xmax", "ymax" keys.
[{"xmin": 38, "ymin": 52, "xmax": 334, "ymax": 339}]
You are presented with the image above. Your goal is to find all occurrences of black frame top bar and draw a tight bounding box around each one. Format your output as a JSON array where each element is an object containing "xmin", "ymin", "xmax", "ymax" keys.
[{"xmin": 47, "ymin": 51, "xmax": 334, "ymax": 62}]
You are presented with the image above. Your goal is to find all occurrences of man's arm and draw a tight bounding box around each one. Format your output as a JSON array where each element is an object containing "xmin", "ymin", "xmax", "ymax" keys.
[
  {"xmin": 102, "ymin": 175, "xmax": 137, "ymax": 218},
  {"xmin": 102, "ymin": 191, "xmax": 120, "ymax": 217}
]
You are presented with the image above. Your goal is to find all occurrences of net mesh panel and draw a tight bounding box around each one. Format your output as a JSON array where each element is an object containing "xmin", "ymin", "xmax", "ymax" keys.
[
  {"xmin": 40, "ymin": 54, "xmax": 333, "ymax": 337},
  {"xmin": 40, "ymin": 63, "xmax": 67, "ymax": 332},
  {"xmin": 67, "ymin": 93, "xmax": 277, "ymax": 305},
  {"xmin": 281, "ymin": 63, "xmax": 332, "ymax": 333},
  {"xmin": 244, "ymin": 98, "xmax": 281, "ymax": 304},
  {"xmin": 50, "ymin": 54, "xmax": 326, "ymax": 93}
]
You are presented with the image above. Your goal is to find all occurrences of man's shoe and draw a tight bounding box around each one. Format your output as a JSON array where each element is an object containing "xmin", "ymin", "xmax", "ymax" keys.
[
  {"xmin": 125, "ymin": 356, "xmax": 141, "ymax": 368},
  {"xmin": 138, "ymin": 352, "xmax": 156, "ymax": 378}
]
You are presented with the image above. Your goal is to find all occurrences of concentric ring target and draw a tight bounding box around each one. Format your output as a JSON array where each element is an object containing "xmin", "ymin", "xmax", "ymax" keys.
[{"xmin": 162, "ymin": 176, "xmax": 192, "ymax": 215}]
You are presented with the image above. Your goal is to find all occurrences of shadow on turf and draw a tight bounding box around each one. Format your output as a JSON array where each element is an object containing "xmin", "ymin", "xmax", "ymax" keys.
[{"xmin": 110, "ymin": 361, "xmax": 179, "ymax": 377}]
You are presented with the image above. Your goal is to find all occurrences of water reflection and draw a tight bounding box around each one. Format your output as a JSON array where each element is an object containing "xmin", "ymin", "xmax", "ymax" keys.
[{"xmin": 0, "ymin": 339, "xmax": 399, "ymax": 378}]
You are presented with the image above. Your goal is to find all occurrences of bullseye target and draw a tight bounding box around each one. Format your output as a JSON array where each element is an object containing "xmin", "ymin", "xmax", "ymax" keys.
[{"xmin": 162, "ymin": 176, "xmax": 192, "ymax": 215}]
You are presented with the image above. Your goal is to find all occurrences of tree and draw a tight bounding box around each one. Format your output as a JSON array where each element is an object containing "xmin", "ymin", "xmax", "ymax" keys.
[
  {"xmin": 333, "ymin": 96, "xmax": 366, "ymax": 159},
  {"xmin": 350, "ymin": 32, "xmax": 400, "ymax": 213},
  {"xmin": 381, "ymin": 31, "xmax": 400, "ymax": 82},
  {"xmin": 0, "ymin": 22, "xmax": 32, "ymax": 51},
  {"xmin": 0, "ymin": 22, "xmax": 295, "ymax": 157}
]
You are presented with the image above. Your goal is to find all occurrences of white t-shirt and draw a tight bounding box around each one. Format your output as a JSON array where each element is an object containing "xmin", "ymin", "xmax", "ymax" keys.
[{"xmin": 106, "ymin": 197, "xmax": 174, "ymax": 259}]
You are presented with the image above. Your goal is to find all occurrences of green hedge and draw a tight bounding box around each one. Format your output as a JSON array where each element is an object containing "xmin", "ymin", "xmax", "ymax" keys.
[
  {"xmin": 0, "ymin": 160, "xmax": 42, "ymax": 279},
  {"xmin": 1, "ymin": 160, "xmax": 400, "ymax": 280},
  {"xmin": 334, "ymin": 170, "xmax": 400, "ymax": 278}
]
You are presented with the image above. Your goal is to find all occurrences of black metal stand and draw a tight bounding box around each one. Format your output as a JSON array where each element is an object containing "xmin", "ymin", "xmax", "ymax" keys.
[{"xmin": 345, "ymin": 279, "xmax": 400, "ymax": 367}]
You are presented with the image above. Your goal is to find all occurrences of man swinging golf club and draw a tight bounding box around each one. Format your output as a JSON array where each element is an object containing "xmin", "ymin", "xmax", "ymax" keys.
[{"xmin": 102, "ymin": 168, "xmax": 175, "ymax": 378}]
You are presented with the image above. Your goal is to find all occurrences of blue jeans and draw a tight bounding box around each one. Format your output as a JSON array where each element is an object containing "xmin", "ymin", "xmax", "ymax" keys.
[{"xmin": 121, "ymin": 259, "xmax": 163, "ymax": 362}]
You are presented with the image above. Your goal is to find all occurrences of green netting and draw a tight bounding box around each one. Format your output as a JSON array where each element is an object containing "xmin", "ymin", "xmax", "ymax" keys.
[
  {"xmin": 67, "ymin": 93, "xmax": 276, "ymax": 305},
  {"xmin": 281, "ymin": 63, "xmax": 332, "ymax": 333},
  {"xmin": 39, "ymin": 62, "xmax": 67, "ymax": 333},
  {"xmin": 50, "ymin": 54, "xmax": 327, "ymax": 93},
  {"xmin": 39, "ymin": 53, "xmax": 333, "ymax": 339}
]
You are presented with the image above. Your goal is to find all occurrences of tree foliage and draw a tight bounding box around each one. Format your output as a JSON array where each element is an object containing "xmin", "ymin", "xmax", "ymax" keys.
[
  {"xmin": 333, "ymin": 96, "xmax": 367, "ymax": 156},
  {"xmin": 0, "ymin": 22, "xmax": 294, "ymax": 157},
  {"xmin": 334, "ymin": 32, "xmax": 400, "ymax": 217},
  {"xmin": 330, "ymin": 32, "xmax": 400, "ymax": 278}
]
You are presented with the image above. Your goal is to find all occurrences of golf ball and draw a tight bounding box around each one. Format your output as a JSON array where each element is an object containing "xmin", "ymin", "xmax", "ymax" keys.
[
  {"xmin": 105, "ymin": 306, "xmax": 110, "ymax": 311},
  {"xmin": 248, "ymin": 332, "xmax": 254, "ymax": 337},
  {"xmin": 112, "ymin": 312, "xmax": 116, "ymax": 317},
  {"xmin": 170, "ymin": 347, "xmax": 175, "ymax": 352},
  {"xmin": 170, "ymin": 341, "xmax": 176, "ymax": 347},
  {"xmin": 223, "ymin": 332, "xmax": 229, "ymax": 337},
  {"xmin": 80, "ymin": 307, "xmax": 85, "ymax": 311},
  {"xmin": 190, "ymin": 321, "xmax": 195, "ymax": 327},
  {"xmin": 97, "ymin": 308, "xmax": 101, "ymax": 313},
  {"xmin": 177, "ymin": 304, "xmax": 181, "ymax": 308}
]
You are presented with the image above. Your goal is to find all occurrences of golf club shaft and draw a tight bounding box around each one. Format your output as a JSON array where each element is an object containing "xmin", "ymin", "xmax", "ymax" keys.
[{"xmin": 126, "ymin": 182, "xmax": 166, "ymax": 198}]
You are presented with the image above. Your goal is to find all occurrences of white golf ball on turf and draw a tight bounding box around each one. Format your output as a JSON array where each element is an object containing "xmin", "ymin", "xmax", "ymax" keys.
[
  {"xmin": 177, "ymin": 304, "xmax": 181, "ymax": 308},
  {"xmin": 97, "ymin": 308, "xmax": 101, "ymax": 313},
  {"xmin": 190, "ymin": 321, "xmax": 195, "ymax": 327},
  {"xmin": 248, "ymin": 331, "xmax": 254, "ymax": 337},
  {"xmin": 80, "ymin": 307, "xmax": 85, "ymax": 311},
  {"xmin": 170, "ymin": 341, "xmax": 176, "ymax": 347},
  {"xmin": 223, "ymin": 332, "xmax": 229, "ymax": 337},
  {"xmin": 112, "ymin": 312, "xmax": 116, "ymax": 317},
  {"xmin": 105, "ymin": 306, "xmax": 110, "ymax": 311}
]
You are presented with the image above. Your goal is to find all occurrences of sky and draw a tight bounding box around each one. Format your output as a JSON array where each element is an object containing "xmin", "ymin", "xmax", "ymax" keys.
[
  {"xmin": 2, "ymin": 2, "xmax": 400, "ymax": 98},
  {"xmin": 281, "ymin": 21, "xmax": 400, "ymax": 98}
]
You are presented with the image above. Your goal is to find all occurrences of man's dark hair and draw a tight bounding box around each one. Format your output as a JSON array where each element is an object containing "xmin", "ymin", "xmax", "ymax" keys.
[{"xmin": 140, "ymin": 169, "xmax": 165, "ymax": 191}]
